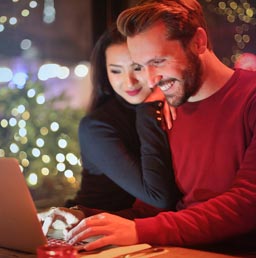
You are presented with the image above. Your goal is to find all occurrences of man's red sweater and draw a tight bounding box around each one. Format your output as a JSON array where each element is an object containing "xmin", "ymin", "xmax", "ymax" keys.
[{"xmin": 135, "ymin": 69, "xmax": 256, "ymax": 246}]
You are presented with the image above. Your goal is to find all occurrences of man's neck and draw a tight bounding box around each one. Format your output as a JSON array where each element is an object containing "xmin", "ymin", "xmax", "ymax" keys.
[{"xmin": 188, "ymin": 50, "xmax": 234, "ymax": 102}]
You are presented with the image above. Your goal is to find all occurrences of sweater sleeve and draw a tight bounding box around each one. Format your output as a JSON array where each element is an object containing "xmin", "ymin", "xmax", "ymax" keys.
[
  {"xmin": 75, "ymin": 199, "xmax": 166, "ymax": 220},
  {"xmin": 134, "ymin": 95, "xmax": 256, "ymax": 246},
  {"xmin": 79, "ymin": 101, "xmax": 179, "ymax": 209},
  {"xmin": 135, "ymin": 170, "xmax": 256, "ymax": 246}
]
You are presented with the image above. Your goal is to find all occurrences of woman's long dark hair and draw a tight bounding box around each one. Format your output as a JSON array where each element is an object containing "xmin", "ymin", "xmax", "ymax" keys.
[{"xmin": 89, "ymin": 24, "xmax": 127, "ymax": 112}]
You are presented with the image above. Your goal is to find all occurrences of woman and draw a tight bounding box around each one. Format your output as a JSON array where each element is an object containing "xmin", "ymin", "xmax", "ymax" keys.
[{"xmin": 39, "ymin": 25, "xmax": 180, "ymax": 231}]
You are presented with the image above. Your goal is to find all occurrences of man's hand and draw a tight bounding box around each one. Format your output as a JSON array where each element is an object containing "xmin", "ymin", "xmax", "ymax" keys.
[
  {"xmin": 38, "ymin": 207, "xmax": 85, "ymax": 235},
  {"xmin": 65, "ymin": 213, "xmax": 139, "ymax": 251}
]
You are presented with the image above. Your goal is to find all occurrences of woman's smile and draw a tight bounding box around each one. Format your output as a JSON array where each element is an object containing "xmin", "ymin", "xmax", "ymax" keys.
[{"xmin": 125, "ymin": 88, "xmax": 142, "ymax": 96}]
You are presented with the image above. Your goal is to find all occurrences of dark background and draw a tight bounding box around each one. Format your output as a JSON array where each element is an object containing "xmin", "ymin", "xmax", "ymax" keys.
[
  {"xmin": 0, "ymin": 0, "xmax": 136, "ymax": 64},
  {"xmin": 0, "ymin": 0, "xmax": 255, "ymax": 65}
]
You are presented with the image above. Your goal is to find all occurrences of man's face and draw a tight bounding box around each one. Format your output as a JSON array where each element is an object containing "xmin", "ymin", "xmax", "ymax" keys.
[{"xmin": 127, "ymin": 21, "xmax": 202, "ymax": 107}]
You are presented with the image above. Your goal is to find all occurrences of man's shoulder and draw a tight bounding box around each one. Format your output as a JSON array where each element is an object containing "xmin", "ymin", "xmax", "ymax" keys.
[
  {"xmin": 237, "ymin": 69, "xmax": 256, "ymax": 84},
  {"xmin": 232, "ymin": 69, "xmax": 256, "ymax": 97}
]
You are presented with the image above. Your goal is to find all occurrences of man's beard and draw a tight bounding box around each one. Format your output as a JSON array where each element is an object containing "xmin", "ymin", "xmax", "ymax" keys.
[{"xmin": 165, "ymin": 51, "xmax": 202, "ymax": 107}]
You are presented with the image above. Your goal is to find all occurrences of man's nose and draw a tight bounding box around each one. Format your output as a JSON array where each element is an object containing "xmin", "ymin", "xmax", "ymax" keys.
[{"xmin": 146, "ymin": 67, "xmax": 162, "ymax": 88}]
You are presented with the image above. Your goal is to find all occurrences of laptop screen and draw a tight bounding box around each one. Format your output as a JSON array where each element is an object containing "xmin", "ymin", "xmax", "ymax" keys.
[{"xmin": 0, "ymin": 158, "xmax": 47, "ymax": 253}]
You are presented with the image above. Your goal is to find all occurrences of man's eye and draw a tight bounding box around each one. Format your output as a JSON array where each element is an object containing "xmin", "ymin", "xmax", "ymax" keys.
[
  {"xmin": 134, "ymin": 66, "xmax": 142, "ymax": 71},
  {"xmin": 152, "ymin": 59, "xmax": 165, "ymax": 65},
  {"xmin": 132, "ymin": 64, "xmax": 143, "ymax": 71}
]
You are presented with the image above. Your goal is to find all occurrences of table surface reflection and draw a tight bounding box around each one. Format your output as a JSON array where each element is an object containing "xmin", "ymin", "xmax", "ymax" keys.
[{"xmin": 0, "ymin": 245, "xmax": 255, "ymax": 258}]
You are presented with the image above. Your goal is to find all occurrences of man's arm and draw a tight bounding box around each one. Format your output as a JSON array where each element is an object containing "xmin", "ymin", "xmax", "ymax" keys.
[
  {"xmin": 61, "ymin": 96, "xmax": 256, "ymax": 249},
  {"xmin": 135, "ymin": 170, "xmax": 256, "ymax": 246},
  {"xmin": 63, "ymin": 170, "xmax": 256, "ymax": 250}
]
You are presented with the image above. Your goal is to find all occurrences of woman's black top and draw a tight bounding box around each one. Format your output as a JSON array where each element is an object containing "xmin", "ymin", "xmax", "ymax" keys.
[{"xmin": 67, "ymin": 95, "xmax": 179, "ymax": 211}]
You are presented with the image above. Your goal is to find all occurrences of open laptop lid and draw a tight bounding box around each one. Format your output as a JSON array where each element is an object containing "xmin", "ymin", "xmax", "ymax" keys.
[{"xmin": 0, "ymin": 157, "xmax": 47, "ymax": 253}]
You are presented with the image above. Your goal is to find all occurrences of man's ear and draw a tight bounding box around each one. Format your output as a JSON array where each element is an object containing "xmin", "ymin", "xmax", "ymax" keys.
[{"xmin": 190, "ymin": 27, "xmax": 207, "ymax": 54}]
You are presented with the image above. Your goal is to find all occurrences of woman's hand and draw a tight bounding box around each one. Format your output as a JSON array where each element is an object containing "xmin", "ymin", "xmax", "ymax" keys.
[
  {"xmin": 38, "ymin": 207, "xmax": 85, "ymax": 235},
  {"xmin": 65, "ymin": 213, "xmax": 139, "ymax": 251},
  {"xmin": 163, "ymin": 100, "xmax": 176, "ymax": 130},
  {"xmin": 144, "ymin": 87, "xmax": 176, "ymax": 130}
]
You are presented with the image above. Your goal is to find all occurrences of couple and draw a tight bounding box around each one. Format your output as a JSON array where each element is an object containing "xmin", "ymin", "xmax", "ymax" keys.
[{"xmin": 40, "ymin": 0, "xmax": 256, "ymax": 251}]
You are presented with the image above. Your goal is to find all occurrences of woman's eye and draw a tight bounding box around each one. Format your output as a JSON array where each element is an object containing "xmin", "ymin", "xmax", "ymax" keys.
[{"xmin": 110, "ymin": 69, "xmax": 121, "ymax": 74}]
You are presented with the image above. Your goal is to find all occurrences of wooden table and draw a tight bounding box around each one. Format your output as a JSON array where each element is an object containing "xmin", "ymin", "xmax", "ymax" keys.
[
  {"xmin": 144, "ymin": 246, "xmax": 255, "ymax": 258},
  {"xmin": 1, "ymin": 245, "xmax": 255, "ymax": 258}
]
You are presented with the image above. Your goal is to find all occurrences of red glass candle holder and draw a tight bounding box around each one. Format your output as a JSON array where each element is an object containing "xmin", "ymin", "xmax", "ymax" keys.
[{"xmin": 37, "ymin": 245, "xmax": 77, "ymax": 258}]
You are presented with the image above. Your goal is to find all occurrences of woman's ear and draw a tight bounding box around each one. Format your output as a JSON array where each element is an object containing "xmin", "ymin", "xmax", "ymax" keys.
[{"xmin": 190, "ymin": 27, "xmax": 207, "ymax": 54}]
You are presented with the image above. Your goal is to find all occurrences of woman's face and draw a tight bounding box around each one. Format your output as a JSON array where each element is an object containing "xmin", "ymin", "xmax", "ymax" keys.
[{"xmin": 106, "ymin": 43, "xmax": 151, "ymax": 104}]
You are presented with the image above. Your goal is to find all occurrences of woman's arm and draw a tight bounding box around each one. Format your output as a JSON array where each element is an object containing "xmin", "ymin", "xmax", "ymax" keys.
[{"xmin": 79, "ymin": 99, "xmax": 180, "ymax": 209}]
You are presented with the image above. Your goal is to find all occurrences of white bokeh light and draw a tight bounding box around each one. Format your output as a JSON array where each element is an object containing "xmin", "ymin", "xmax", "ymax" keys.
[
  {"xmin": 58, "ymin": 139, "xmax": 67, "ymax": 149},
  {"xmin": 9, "ymin": 118, "xmax": 17, "ymax": 127},
  {"xmin": 9, "ymin": 17, "xmax": 17, "ymax": 25},
  {"xmin": 32, "ymin": 148, "xmax": 41, "ymax": 157},
  {"xmin": 64, "ymin": 169, "xmax": 73, "ymax": 178},
  {"xmin": 50, "ymin": 122, "xmax": 59, "ymax": 132},
  {"xmin": 57, "ymin": 162, "xmax": 65, "ymax": 172},
  {"xmin": 36, "ymin": 94, "xmax": 45, "ymax": 104},
  {"xmin": 56, "ymin": 153, "xmax": 65, "ymax": 162},
  {"xmin": 10, "ymin": 143, "xmax": 19, "ymax": 153},
  {"xmin": 36, "ymin": 138, "xmax": 45, "ymax": 148},
  {"xmin": 27, "ymin": 88, "xmax": 36, "ymax": 98},
  {"xmin": 0, "ymin": 67, "xmax": 13, "ymax": 82},
  {"xmin": 13, "ymin": 72, "xmax": 28, "ymax": 88},
  {"xmin": 20, "ymin": 39, "xmax": 32, "ymax": 50},
  {"xmin": 74, "ymin": 64, "xmax": 89, "ymax": 77},
  {"xmin": 66, "ymin": 153, "xmax": 78, "ymax": 165},
  {"xmin": 28, "ymin": 173, "xmax": 38, "ymax": 185}
]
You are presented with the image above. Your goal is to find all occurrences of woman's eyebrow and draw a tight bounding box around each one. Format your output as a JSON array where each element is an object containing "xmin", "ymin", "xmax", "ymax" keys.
[{"xmin": 108, "ymin": 64, "xmax": 122, "ymax": 68}]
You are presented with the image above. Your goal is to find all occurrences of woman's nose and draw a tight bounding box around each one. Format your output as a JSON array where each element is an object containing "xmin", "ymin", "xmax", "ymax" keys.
[{"xmin": 126, "ymin": 74, "xmax": 137, "ymax": 89}]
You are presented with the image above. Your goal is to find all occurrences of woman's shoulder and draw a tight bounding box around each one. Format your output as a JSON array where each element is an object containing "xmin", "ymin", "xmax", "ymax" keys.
[
  {"xmin": 79, "ymin": 97, "xmax": 124, "ymax": 131},
  {"xmin": 90, "ymin": 96, "xmax": 120, "ymax": 115}
]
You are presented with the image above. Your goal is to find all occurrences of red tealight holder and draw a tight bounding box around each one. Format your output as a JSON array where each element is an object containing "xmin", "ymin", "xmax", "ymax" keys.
[{"xmin": 37, "ymin": 245, "xmax": 77, "ymax": 258}]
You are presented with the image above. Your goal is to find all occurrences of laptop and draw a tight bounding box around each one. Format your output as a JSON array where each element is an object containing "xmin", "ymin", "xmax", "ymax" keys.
[
  {"xmin": 0, "ymin": 157, "xmax": 59, "ymax": 253},
  {"xmin": 0, "ymin": 158, "xmax": 155, "ymax": 257}
]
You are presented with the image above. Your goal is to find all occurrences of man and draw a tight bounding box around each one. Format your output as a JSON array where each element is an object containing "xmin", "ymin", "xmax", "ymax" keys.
[{"xmin": 46, "ymin": 0, "xmax": 256, "ymax": 251}]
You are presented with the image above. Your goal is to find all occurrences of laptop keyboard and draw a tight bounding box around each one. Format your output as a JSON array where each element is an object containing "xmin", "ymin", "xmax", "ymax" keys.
[
  {"xmin": 46, "ymin": 230, "xmax": 102, "ymax": 252},
  {"xmin": 46, "ymin": 229, "xmax": 84, "ymax": 246},
  {"xmin": 47, "ymin": 237, "xmax": 71, "ymax": 246},
  {"xmin": 47, "ymin": 236, "xmax": 87, "ymax": 246}
]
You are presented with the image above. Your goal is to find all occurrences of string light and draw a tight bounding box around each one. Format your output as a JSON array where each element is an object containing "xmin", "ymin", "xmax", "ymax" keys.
[
  {"xmin": 0, "ymin": 1, "xmax": 39, "ymax": 33},
  {"xmin": 204, "ymin": 0, "xmax": 255, "ymax": 66},
  {"xmin": 43, "ymin": 0, "xmax": 55, "ymax": 24},
  {"xmin": 0, "ymin": 77, "xmax": 83, "ymax": 189}
]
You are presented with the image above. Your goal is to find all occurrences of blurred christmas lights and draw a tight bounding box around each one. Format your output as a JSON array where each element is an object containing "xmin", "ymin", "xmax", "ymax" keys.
[
  {"xmin": 0, "ymin": 63, "xmax": 89, "ymax": 84},
  {"xmin": 205, "ymin": 0, "xmax": 255, "ymax": 65},
  {"xmin": 0, "ymin": 1, "xmax": 38, "ymax": 33},
  {"xmin": 0, "ymin": 78, "xmax": 84, "ymax": 193}
]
